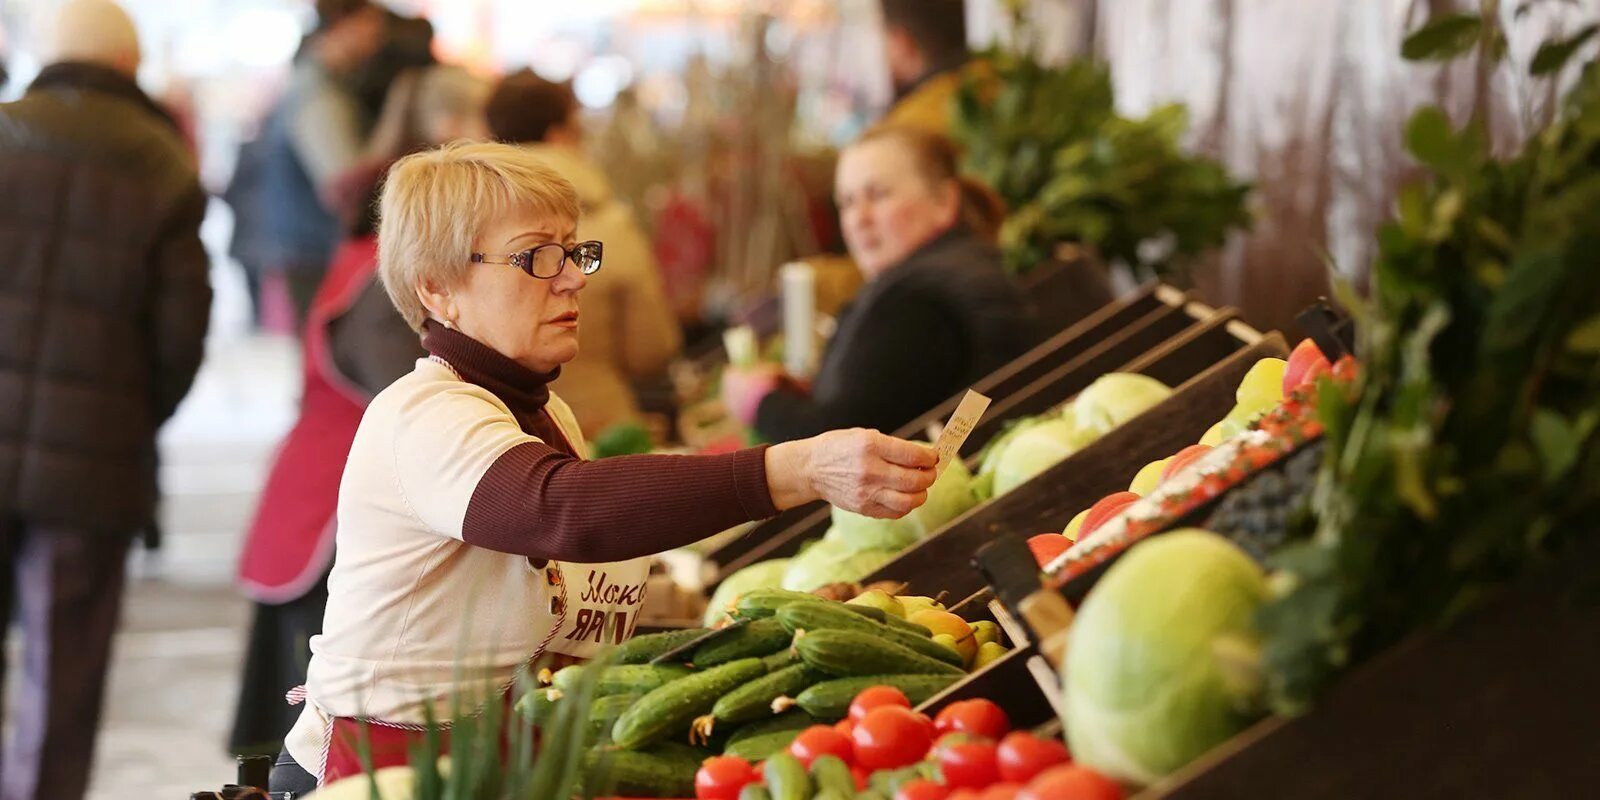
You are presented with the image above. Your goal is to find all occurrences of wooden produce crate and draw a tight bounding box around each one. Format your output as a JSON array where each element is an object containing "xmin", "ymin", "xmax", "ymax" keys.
[
  {"xmin": 853, "ymin": 330, "xmax": 1290, "ymax": 601},
  {"xmin": 707, "ymin": 290, "xmax": 1220, "ymax": 589},
  {"xmin": 702, "ymin": 284, "xmax": 1183, "ymax": 575}
]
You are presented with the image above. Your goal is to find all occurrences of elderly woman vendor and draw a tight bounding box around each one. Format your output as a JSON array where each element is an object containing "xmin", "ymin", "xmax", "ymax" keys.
[{"xmin": 269, "ymin": 142, "xmax": 937, "ymax": 792}]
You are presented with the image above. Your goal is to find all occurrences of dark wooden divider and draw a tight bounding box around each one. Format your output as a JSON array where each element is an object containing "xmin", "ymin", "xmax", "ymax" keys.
[
  {"xmin": 862, "ymin": 332, "xmax": 1290, "ymax": 600},
  {"xmin": 706, "ymin": 295, "xmax": 1224, "ymax": 590},
  {"xmin": 703, "ymin": 284, "xmax": 1184, "ymax": 579}
]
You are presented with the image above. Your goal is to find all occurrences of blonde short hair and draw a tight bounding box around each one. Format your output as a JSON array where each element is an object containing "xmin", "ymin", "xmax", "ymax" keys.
[{"xmin": 378, "ymin": 141, "xmax": 582, "ymax": 331}]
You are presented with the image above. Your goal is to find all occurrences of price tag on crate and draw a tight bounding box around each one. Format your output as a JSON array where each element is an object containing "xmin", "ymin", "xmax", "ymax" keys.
[{"xmin": 932, "ymin": 390, "xmax": 991, "ymax": 475}]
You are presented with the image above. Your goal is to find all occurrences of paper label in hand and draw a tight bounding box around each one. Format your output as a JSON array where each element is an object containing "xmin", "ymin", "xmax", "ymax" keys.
[{"xmin": 933, "ymin": 390, "xmax": 991, "ymax": 474}]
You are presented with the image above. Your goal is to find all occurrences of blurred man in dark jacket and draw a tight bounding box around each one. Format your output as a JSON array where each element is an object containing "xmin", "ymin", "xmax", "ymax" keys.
[{"xmin": 0, "ymin": 2, "xmax": 211, "ymax": 797}]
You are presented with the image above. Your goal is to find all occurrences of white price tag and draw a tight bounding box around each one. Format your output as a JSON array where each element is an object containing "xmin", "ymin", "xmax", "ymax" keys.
[{"xmin": 932, "ymin": 390, "xmax": 991, "ymax": 474}]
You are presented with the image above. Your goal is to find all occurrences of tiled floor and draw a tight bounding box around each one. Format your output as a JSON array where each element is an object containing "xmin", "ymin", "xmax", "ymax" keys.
[{"xmin": 84, "ymin": 331, "xmax": 300, "ymax": 799}]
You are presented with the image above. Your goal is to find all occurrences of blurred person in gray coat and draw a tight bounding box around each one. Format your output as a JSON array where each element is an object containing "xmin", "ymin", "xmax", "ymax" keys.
[{"xmin": 0, "ymin": 2, "xmax": 211, "ymax": 798}]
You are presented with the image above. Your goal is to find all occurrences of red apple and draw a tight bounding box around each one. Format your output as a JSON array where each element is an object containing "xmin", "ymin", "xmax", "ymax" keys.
[
  {"xmin": 1027, "ymin": 534, "xmax": 1073, "ymax": 566},
  {"xmin": 1079, "ymin": 492, "xmax": 1142, "ymax": 540},
  {"xmin": 1283, "ymin": 339, "xmax": 1333, "ymax": 394},
  {"xmin": 1159, "ymin": 444, "xmax": 1213, "ymax": 483}
]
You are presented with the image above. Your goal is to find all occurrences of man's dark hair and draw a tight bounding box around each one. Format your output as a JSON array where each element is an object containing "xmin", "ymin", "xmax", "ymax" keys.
[
  {"xmin": 486, "ymin": 69, "xmax": 579, "ymax": 144},
  {"xmin": 879, "ymin": 0, "xmax": 969, "ymax": 70}
]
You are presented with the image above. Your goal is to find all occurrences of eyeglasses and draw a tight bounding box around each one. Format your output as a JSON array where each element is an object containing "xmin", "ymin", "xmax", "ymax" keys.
[{"xmin": 470, "ymin": 241, "xmax": 603, "ymax": 279}]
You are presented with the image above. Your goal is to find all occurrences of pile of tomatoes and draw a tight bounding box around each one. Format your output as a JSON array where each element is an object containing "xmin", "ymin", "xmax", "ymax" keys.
[{"xmin": 694, "ymin": 686, "xmax": 1121, "ymax": 800}]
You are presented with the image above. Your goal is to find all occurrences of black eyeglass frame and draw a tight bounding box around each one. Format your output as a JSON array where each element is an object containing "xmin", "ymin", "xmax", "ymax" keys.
[{"xmin": 470, "ymin": 240, "xmax": 604, "ymax": 279}]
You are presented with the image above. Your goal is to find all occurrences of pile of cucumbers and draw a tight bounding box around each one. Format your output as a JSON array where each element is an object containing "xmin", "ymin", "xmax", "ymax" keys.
[{"xmin": 521, "ymin": 589, "xmax": 979, "ymax": 798}]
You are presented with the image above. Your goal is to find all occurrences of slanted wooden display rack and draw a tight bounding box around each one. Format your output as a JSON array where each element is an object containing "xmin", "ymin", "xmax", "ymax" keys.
[
  {"xmin": 703, "ymin": 283, "xmax": 1186, "ymax": 574},
  {"xmin": 708, "ymin": 293, "xmax": 1245, "ymax": 589},
  {"xmin": 855, "ymin": 331, "xmax": 1290, "ymax": 600}
]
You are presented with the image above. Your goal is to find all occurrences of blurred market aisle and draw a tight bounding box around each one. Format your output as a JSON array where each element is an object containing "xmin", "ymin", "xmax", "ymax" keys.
[{"xmin": 81, "ymin": 240, "xmax": 300, "ymax": 797}]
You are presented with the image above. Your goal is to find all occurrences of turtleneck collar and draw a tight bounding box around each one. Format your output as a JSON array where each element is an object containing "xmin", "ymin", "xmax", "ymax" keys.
[{"xmin": 421, "ymin": 319, "xmax": 560, "ymax": 417}]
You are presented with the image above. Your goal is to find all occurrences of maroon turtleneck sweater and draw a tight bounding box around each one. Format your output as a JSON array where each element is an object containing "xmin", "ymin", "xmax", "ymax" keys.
[{"xmin": 420, "ymin": 321, "xmax": 778, "ymax": 562}]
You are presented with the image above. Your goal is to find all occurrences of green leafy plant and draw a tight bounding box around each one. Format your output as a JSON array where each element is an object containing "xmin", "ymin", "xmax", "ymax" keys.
[
  {"xmin": 1259, "ymin": 7, "xmax": 1600, "ymax": 712},
  {"xmin": 951, "ymin": 17, "xmax": 1250, "ymax": 277},
  {"xmin": 317, "ymin": 653, "xmax": 613, "ymax": 799}
]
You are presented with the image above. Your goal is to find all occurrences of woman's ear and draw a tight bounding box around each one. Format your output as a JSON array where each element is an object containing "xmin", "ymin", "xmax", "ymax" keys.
[
  {"xmin": 415, "ymin": 277, "xmax": 457, "ymax": 328},
  {"xmin": 937, "ymin": 180, "xmax": 962, "ymax": 229}
]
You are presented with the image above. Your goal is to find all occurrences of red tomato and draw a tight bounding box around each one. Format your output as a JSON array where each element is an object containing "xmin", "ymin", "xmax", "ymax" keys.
[
  {"xmin": 852, "ymin": 706, "xmax": 935, "ymax": 771},
  {"xmin": 948, "ymin": 791, "xmax": 984, "ymax": 800},
  {"xmin": 694, "ymin": 755, "xmax": 757, "ymax": 800},
  {"xmin": 850, "ymin": 764, "xmax": 871, "ymax": 790},
  {"xmin": 1159, "ymin": 445, "xmax": 1213, "ymax": 483},
  {"xmin": 1027, "ymin": 534, "xmax": 1072, "ymax": 566},
  {"xmin": 938, "ymin": 741, "xmax": 1002, "ymax": 789},
  {"xmin": 834, "ymin": 718, "xmax": 856, "ymax": 740},
  {"xmin": 1020, "ymin": 765, "xmax": 1122, "ymax": 800},
  {"xmin": 996, "ymin": 733, "xmax": 1071, "ymax": 784},
  {"xmin": 979, "ymin": 785, "xmax": 1023, "ymax": 800},
  {"xmin": 1080, "ymin": 492, "xmax": 1142, "ymax": 539},
  {"xmin": 849, "ymin": 685, "xmax": 913, "ymax": 722},
  {"xmin": 788, "ymin": 725, "xmax": 853, "ymax": 768},
  {"xmin": 934, "ymin": 699, "xmax": 1011, "ymax": 740},
  {"xmin": 896, "ymin": 778, "xmax": 952, "ymax": 800}
]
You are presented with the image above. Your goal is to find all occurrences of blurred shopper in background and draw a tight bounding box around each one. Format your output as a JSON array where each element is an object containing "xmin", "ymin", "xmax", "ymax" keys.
[
  {"xmin": 723, "ymin": 126, "xmax": 1035, "ymax": 442},
  {"xmin": 246, "ymin": 0, "xmax": 386, "ymax": 329},
  {"xmin": 230, "ymin": 63, "xmax": 488, "ymax": 756},
  {"xmin": 0, "ymin": 2, "xmax": 211, "ymax": 797},
  {"xmin": 878, "ymin": 0, "xmax": 971, "ymax": 135},
  {"xmin": 367, "ymin": 64, "xmax": 490, "ymax": 159},
  {"xmin": 487, "ymin": 70, "xmax": 683, "ymax": 437}
]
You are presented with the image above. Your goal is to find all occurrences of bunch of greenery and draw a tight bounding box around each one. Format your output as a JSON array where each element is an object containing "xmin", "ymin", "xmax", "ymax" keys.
[
  {"xmin": 1259, "ymin": 5, "xmax": 1600, "ymax": 712},
  {"xmin": 951, "ymin": 15, "xmax": 1250, "ymax": 277},
  {"xmin": 315, "ymin": 654, "xmax": 606, "ymax": 800}
]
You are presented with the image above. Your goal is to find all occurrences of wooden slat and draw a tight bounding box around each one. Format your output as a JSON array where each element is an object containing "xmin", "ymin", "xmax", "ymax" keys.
[
  {"xmin": 858, "ymin": 331, "xmax": 1289, "ymax": 600},
  {"xmin": 915, "ymin": 644, "xmax": 1056, "ymax": 730}
]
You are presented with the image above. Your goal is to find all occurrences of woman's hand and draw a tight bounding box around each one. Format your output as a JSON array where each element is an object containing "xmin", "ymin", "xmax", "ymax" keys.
[
  {"xmin": 765, "ymin": 429, "xmax": 939, "ymax": 518},
  {"xmin": 720, "ymin": 365, "xmax": 785, "ymax": 425}
]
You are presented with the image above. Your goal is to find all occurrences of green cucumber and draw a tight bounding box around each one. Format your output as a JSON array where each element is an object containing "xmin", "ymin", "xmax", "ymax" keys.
[
  {"xmin": 845, "ymin": 604, "xmax": 934, "ymax": 637},
  {"xmin": 617, "ymin": 628, "xmax": 710, "ymax": 664},
  {"xmin": 583, "ymin": 745, "xmax": 696, "ymax": 798},
  {"xmin": 779, "ymin": 602, "xmax": 961, "ymax": 667},
  {"xmin": 712, "ymin": 663, "xmax": 825, "ymax": 726},
  {"xmin": 795, "ymin": 629, "xmax": 965, "ymax": 677},
  {"xmin": 734, "ymin": 588, "xmax": 821, "ymax": 619},
  {"xmin": 611, "ymin": 658, "xmax": 767, "ymax": 749},
  {"xmin": 692, "ymin": 617, "xmax": 791, "ymax": 666},
  {"xmin": 515, "ymin": 686, "xmax": 562, "ymax": 724},
  {"xmin": 809, "ymin": 754, "xmax": 855, "ymax": 797},
  {"xmin": 763, "ymin": 752, "xmax": 812, "ymax": 800},
  {"xmin": 814, "ymin": 791, "xmax": 850, "ymax": 800},
  {"xmin": 587, "ymin": 693, "xmax": 642, "ymax": 744},
  {"xmin": 548, "ymin": 664, "xmax": 588, "ymax": 692},
  {"xmin": 794, "ymin": 674, "xmax": 960, "ymax": 721},
  {"xmin": 724, "ymin": 728, "xmax": 806, "ymax": 762},
  {"xmin": 725, "ymin": 709, "xmax": 816, "ymax": 746},
  {"xmin": 762, "ymin": 649, "xmax": 800, "ymax": 671},
  {"xmin": 738, "ymin": 785, "xmax": 772, "ymax": 800},
  {"xmin": 597, "ymin": 663, "xmax": 694, "ymax": 697}
]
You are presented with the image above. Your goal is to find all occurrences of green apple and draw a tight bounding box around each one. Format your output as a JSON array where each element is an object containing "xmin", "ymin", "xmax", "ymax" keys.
[
  {"xmin": 1128, "ymin": 458, "xmax": 1171, "ymax": 496},
  {"xmin": 1063, "ymin": 509, "xmax": 1090, "ymax": 541}
]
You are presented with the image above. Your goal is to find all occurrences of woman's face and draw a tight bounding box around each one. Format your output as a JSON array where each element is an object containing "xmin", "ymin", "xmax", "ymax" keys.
[
  {"xmin": 441, "ymin": 209, "xmax": 587, "ymax": 374},
  {"xmin": 835, "ymin": 138, "xmax": 960, "ymax": 279}
]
